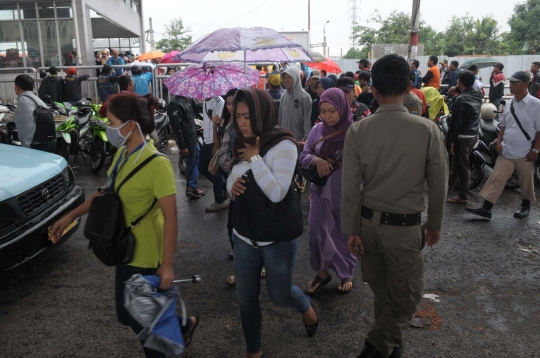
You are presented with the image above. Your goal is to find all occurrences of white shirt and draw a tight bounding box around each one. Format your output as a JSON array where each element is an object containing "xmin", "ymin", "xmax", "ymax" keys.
[
  {"xmin": 227, "ymin": 140, "xmax": 298, "ymax": 247},
  {"xmin": 500, "ymin": 93, "xmax": 540, "ymax": 159},
  {"xmin": 202, "ymin": 97, "xmax": 225, "ymax": 145}
]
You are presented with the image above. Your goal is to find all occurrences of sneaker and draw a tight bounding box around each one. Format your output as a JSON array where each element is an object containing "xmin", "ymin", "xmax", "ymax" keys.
[
  {"xmin": 205, "ymin": 201, "xmax": 229, "ymax": 212},
  {"xmin": 186, "ymin": 187, "xmax": 203, "ymax": 199}
]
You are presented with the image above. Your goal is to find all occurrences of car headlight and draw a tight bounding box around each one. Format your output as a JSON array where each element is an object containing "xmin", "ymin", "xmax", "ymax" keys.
[
  {"xmin": 62, "ymin": 165, "xmax": 76, "ymax": 184},
  {"xmin": 0, "ymin": 202, "xmax": 19, "ymax": 232}
]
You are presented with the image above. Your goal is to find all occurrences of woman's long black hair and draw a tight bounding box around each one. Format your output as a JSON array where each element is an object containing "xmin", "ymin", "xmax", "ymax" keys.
[{"xmin": 221, "ymin": 88, "xmax": 239, "ymax": 125}]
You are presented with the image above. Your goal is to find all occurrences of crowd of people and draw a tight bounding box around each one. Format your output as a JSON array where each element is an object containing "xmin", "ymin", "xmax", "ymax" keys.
[{"xmin": 8, "ymin": 47, "xmax": 537, "ymax": 358}]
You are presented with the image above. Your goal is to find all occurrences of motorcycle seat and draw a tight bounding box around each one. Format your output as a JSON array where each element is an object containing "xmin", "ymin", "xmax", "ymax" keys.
[
  {"xmin": 77, "ymin": 111, "xmax": 92, "ymax": 126},
  {"xmin": 155, "ymin": 113, "xmax": 167, "ymax": 130},
  {"xmin": 64, "ymin": 102, "xmax": 73, "ymax": 111},
  {"xmin": 480, "ymin": 119, "xmax": 498, "ymax": 135}
]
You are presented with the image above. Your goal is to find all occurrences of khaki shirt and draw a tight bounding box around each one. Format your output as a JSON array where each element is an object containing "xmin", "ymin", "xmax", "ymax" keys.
[
  {"xmin": 403, "ymin": 92, "xmax": 423, "ymax": 116},
  {"xmin": 341, "ymin": 104, "xmax": 448, "ymax": 233}
]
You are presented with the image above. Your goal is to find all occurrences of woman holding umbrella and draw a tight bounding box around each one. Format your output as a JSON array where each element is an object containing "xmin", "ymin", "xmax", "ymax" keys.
[{"xmin": 228, "ymin": 88, "xmax": 318, "ymax": 358}]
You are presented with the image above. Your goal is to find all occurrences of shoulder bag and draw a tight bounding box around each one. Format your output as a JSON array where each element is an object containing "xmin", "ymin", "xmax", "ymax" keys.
[
  {"xmin": 509, "ymin": 101, "xmax": 540, "ymax": 165},
  {"xmin": 300, "ymin": 128, "xmax": 348, "ymax": 187},
  {"xmin": 231, "ymin": 168, "xmax": 303, "ymax": 245},
  {"xmin": 84, "ymin": 153, "xmax": 163, "ymax": 266}
]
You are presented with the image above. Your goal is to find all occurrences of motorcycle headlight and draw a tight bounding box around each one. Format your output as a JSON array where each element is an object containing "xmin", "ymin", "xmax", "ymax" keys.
[{"xmin": 0, "ymin": 202, "xmax": 19, "ymax": 232}]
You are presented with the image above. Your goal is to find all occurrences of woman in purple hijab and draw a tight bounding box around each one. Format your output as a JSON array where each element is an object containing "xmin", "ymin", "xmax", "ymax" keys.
[{"xmin": 300, "ymin": 88, "xmax": 357, "ymax": 294}]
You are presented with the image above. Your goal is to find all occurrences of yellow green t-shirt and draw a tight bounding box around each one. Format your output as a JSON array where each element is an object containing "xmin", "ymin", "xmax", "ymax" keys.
[{"xmin": 107, "ymin": 142, "xmax": 176, "ymax": 268}]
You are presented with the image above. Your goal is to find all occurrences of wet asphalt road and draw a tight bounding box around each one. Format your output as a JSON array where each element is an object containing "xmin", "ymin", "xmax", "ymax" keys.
[{"xmin": 1, "ymin": 150, "xmax": 540, "ymax": 358}]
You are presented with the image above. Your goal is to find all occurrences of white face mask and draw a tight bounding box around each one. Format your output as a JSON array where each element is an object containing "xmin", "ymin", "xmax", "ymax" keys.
[{"xmin": 106, "ymin": 120, "xmax": 132, "ymax": 148}]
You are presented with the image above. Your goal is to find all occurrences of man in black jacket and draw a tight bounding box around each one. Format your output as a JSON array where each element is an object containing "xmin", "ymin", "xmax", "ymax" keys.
[
  {"xmin": 168, "ymin": 95, "xmax": 204, "ymax": 198},
  {"xmin": 529, "ymin": 62, "xmax": 540, "ymax": 98},
  {"xmin": 64, "ymin": 67, "xmax": 90, "ymax": 105},
  {"xmin": 489, "ymin": 63, "xmax": 506, "ymax": 119},
  {"xmin": 38, "ymin": 66, "xmax": 64, "ymax": 103},
  {"xmin": 446, "ymin": 70, "xmax": 483, "ymax": 204}
]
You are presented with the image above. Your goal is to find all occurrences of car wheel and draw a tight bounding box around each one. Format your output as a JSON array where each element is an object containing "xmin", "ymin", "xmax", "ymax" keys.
[{"xmin": 90, "ymin": 138, "xmax": 106, "ymax": 174}]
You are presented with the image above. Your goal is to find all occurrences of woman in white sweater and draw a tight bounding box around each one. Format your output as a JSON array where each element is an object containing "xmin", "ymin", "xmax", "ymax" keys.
[{"xmin": 227, "ymin": 88, "xmax": 318, "ymax": 358}]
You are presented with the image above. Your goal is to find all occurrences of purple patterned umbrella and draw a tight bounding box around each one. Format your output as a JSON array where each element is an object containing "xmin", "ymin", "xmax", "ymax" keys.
[
  {"xmin": 163, "ymin": 63, "xmax": 260, "ymax": 100},
  {"xmin": 172, "ymin": 27, "xmax": 314, "ymax": 63}
]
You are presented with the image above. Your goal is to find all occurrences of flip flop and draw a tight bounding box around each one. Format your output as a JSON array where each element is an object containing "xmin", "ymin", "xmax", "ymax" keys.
[
  {"xmin": 336, "ymin": 278, "xmax": 353, "ymax": 294},
  {"xmin": 305, "ymin": 274, "xmax": 332, "ymax": 296},
  {"xmin": 446, "ymin": 196, "xmax": 468, "ymax": 204},
  {"xmin": 183, "ymin": 315, "xmax": 200, "ymax": 349}
]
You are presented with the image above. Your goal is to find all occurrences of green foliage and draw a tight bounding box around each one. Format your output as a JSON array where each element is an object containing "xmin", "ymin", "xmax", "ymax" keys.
[
  {"xmin": 343, "ymin": 48, "xmax": 365, "ymax": 59},
  {"xmin": 507, "ymin": 0, "xmax": 540, "ymax": 54},
  {"xmin": 155, "ymin": 17, "xmax": 193, "ymax": 53}
]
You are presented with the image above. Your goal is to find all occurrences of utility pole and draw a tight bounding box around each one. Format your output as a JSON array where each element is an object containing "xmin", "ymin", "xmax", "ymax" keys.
[
  {"xmin": 407, "ymin": 0, "xmax": 421, "ymax": 61},
  {"xmin": 308, "ymin": 0, "xmax": 310, "ymax": 31},
  {"xmin": 323, "ymin": 20, "xmax": 329, "ymax": 58},
  {"xmin": 148, "ymin": 17, "xmax": 155, "ymax": 51},
  {"xmin": 341, "ymin": 48, "xmax": 343, "ymax": 59}
]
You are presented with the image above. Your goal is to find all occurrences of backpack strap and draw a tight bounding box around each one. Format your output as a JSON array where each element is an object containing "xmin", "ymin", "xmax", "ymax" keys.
[
  {"xmin": 510, "ymin": 101, "xmax": 532, "ymax": 142},
  {"xmin": 19, "ymin": 95, "xmax": 46, "ymax": 110}
]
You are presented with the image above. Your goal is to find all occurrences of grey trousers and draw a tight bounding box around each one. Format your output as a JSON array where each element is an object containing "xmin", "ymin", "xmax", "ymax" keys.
[{"xmin": 448, "ymin": 136, "xmax": 478, "ymax": 200}]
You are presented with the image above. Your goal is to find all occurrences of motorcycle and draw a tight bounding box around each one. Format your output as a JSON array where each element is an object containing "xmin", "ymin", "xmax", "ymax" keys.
[
  {"xmin": 0, "ymin": 104, "xmax": 14, "ymax": 144},
  {"xmin": 88, "ymin": 103, "xmax": 116, "ymax": 174},
  {"xmin": 154, "ymin": 99, "xmax": 172, "ymax": 154},
  {"xmin": 55, "ymin": 99, "xmax": 95, "ymax": 162}
]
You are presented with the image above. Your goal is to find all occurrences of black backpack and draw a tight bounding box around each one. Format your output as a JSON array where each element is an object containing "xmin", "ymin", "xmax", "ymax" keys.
[{"xmin": 20, "ymin": 95, "xmax": 56, "ymax": 143}]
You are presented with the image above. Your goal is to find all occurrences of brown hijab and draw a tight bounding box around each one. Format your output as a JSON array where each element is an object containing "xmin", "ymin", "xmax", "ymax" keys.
[{"xmin": 232, "ymin": 88, "xmax": 297, "ymax": 163}]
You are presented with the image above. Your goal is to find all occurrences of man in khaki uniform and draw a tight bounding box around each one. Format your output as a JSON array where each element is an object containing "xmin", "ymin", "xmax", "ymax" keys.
[{"xmin": 341, "ymin": 54, "xmax": 448, "ymax": 358}]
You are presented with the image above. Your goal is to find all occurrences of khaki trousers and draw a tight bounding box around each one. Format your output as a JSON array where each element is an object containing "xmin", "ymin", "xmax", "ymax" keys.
[
  {"xmin": 479, "ymin": 156, "xmax": 535, "ymax": 204},
  {"xmin": 359, "ymin": 216, "xmax": 425, "ymax": 358}
]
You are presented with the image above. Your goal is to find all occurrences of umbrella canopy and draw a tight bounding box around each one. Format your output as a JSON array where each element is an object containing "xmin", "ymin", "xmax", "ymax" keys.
[
  {"xmin": 304, "ymin": 58, "xmax": 342, "ymax": 74},
  {"xmin": 308, "ymin": 51, "xmax": 325, "ymax": 62},
  {"xmin": 172, "ymin": 27, "xmax": 314, "ymax": 63},
  {"xmin": 138, "ymin": 50, "xmax": 165, "ymax": 61},
  {"xmin": 459, "ymin": 57, "xmax": 500, "ymax": 70},
  {"xmin": 161, "ymin": 51, "xmax": 181, "ymax": 64},
  {"xmin": 164, "ymin": 62, "xmax": 260, "ymax": 100}
]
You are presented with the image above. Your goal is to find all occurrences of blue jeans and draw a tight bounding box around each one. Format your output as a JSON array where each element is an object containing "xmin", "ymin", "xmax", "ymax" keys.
[
  {"xmin": 199, "ymin": 143, "xmax": 225, "ymax": 203},
  {"xmin": 185, "ymin": 142, "xmax": 200, "ymax": 190},
  {"xmin": 233, "ymin": 234, "xmax": 309, "ymax": 353}
]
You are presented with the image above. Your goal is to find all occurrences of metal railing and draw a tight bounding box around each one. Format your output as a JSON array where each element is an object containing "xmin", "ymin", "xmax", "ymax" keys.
[{"xmin": 0, "ymin": 67, "xmax": 38, "ymax": 104}]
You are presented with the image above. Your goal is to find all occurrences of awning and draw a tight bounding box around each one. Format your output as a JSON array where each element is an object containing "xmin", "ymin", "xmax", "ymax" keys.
[{"xmin": 91, "ymin": 18, "xmax": 139, "ymax": 39}]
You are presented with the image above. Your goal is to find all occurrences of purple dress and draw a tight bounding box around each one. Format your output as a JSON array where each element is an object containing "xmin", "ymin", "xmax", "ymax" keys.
[{"xmin": 300, "ymin": 123, "xmax": 357, "ymax": 279}]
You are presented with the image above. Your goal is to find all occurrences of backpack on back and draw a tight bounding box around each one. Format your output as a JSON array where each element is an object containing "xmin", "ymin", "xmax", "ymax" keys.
[{"xmin": 20, "ymin": 95, "xmax": 56, "ymax": 143}]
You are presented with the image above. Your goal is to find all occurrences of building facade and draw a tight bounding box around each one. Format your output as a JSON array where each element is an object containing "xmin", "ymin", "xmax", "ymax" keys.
[{"xmin": 0, "ymin": 1, "xmax": 145, "ymax": 70}]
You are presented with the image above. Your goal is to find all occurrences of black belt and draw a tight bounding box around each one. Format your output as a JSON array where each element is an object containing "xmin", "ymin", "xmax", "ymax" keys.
[{"xmin": 361, "ymin": 206, "xmax": 421, "ymax": 227}]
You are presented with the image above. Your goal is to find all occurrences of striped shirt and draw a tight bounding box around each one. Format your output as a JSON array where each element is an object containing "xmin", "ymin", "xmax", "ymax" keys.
[
  {"xmin": 500, "ymin": 93, "xmax": 540, "ymax": 159},
  {"xmin": 227, "ymin": 139, "xmax": 298, "ymax": 247}
]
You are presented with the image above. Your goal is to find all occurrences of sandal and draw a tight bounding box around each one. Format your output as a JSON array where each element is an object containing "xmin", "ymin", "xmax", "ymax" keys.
[
  {"xmin": 304, "ymin": 295, "xmax": 319, "ymax": 337},
  {"xmin": 226, "ymin": 275, "xmax": 235, "ymax": 287},
  {"xmin": 260, "ymin": 267, "xmax": 266, "ymax": 279},
  {"xmin": 305, "ymin": 274, "xmax": 332, "ymax": 296},
  {"xmin": 446, "ymin": 196, "xmax": 468, "ymax": 204},
  {"xmin": 183, "ymin": 315, "xmax": 200, "ymax": 348},
  {"xmin": 336, "ymin": 278, "xmax": 353, "ymax": 294}
]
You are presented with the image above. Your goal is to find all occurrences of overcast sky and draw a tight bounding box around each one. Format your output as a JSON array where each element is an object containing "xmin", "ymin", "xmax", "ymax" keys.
[{"xmin": 142, "ymin": 0, "xmax": 521, "ymax": 55}]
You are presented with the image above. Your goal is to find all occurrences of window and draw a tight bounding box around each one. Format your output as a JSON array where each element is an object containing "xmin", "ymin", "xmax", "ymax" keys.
[
  {"xmin": 40, "ymin": 20, "xmax": 60, "ymax": 67},
  {"xmin": 22, "ymin": 20, "xmax": 42, "ymax": 68},
  {"xmin": 37, "ymin": 2, "xmax": 56, "ymax": 19},
  {"xmin": 131, "ymin": 0, "xmax": 138, "ymax": 13},
  {"xmin": 0, "ymin": 22, "xmax": 23, "ymax": 69},
  {"xmin": 19, "ymin": 3, "xmax": 37, "ymax": 19},
  {"xmin": 55, "ymin": 2, "xmax": 73, "ymax": 19},
  {"xmin": 57, "ymin": 19, "xmax": 76, "ymax": 65},
  {"xmin": 0, "ymin": 4, "xmax": 19, "ymax": 21}
]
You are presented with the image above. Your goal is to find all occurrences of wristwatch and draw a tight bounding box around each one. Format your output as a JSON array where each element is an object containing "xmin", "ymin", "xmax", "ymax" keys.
[
  {"xmin": 532, "ymin": 149, "xmax": 540, "ymax": 154},
  {"xmin": 248, "ymin": 155, "xmax": 262, "ymax": 164}
]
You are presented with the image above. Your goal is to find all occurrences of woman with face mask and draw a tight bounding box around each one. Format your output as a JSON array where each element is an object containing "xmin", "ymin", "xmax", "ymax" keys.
[
  {"xmin": 227, "ymin": 88, "xmax": 318, "ymax": 358},
  {"xmin": 300, "ymin": 88, "xmax": 357, "ymax": 295},
  {"xmin": 49, "ymin": 92, "xmax": 199, "ymax": 358}
]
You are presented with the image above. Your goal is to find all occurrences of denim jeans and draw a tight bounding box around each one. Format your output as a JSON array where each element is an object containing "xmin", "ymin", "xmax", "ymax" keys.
[
  {"xmin": 199, "ymin": 143, "xmax": 225, "ymax": 203},
  {"xmin": 115, "ymin": 265, "xmax": 189, "ymax": 358},
  {"xmin": 185, "ymin": 142, "xmax": 200, "ymax": 190},
  {"xmin": 233, "ymin": 234, "xmax": 309, "ymax": 353}
]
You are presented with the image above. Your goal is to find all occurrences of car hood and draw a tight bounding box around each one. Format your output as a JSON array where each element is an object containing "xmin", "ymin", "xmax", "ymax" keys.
[{"xmin": 0, "ymin": 144, "xmax": 67, "ymax": 201}]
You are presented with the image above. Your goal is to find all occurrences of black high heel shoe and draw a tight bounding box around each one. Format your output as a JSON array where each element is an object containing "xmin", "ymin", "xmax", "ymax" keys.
[{"xmin": 304, "ymin": 295, "xmax": 319, "ymax": 337}]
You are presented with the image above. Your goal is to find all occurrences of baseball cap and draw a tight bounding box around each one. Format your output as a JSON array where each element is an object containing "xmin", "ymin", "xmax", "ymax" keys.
[
  {"xmin": 268, "ymin": 72, "xmax": 281, "ymax": 86},
  {"xmin": 440, "ymin": 59, "xmax": 448, "ymax": 65},
  {"xmin": 336, "ymin": 77, "xmax": 355, "ymax": 92},
  {"xmin": 508, "ymin": 71, "xmax": 531, "ymax": 82},
  {"xmin": 67, "ymin": 67, "xmax": 77, "ymax": 75},
  {"xmin": 101, "ymin": 49, "xmax": 109, "ymax": 54},
  {"xmin": 311, "ymin": 70, "xmax": 321, "ymax": 78}
]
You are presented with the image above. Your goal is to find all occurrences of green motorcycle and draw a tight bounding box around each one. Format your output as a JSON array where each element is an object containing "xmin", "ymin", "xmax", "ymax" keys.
[
  {"xmin": 88, "ymin": 103, "xmax": 116, "ymax": 174},
  {"xmin": 55, "ymin": 100, "xmax": 94, "ymax": 162}
]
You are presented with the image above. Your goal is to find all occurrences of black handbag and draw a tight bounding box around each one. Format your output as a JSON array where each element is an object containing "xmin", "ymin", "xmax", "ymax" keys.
[
  {"xmin": 509, "ymin": 102, "xmax": 540, "ymax": 165},
  {"xmin": 84, "ymin": 153, "xmax": 162, "ymax": 266},
  {"xmin": 231, "ymin": 169, "xmax": 303, "ymax": 245},
  {"xmin": 300, "ymin": 128, "xmax": 347, "ymax": 187}
]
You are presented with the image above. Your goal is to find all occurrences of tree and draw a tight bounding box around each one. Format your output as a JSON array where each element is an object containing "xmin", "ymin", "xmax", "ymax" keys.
[
  {"xmin": 155, "ymin": 17, "xmax": 192, "ymax": 53},
  {"xmin": 343, "ymin": 48, "xmax": 365, "ymax": 59},
  {"xmin": 508, "ymin": 0, "xmax": 540, "ymax": 54}
]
